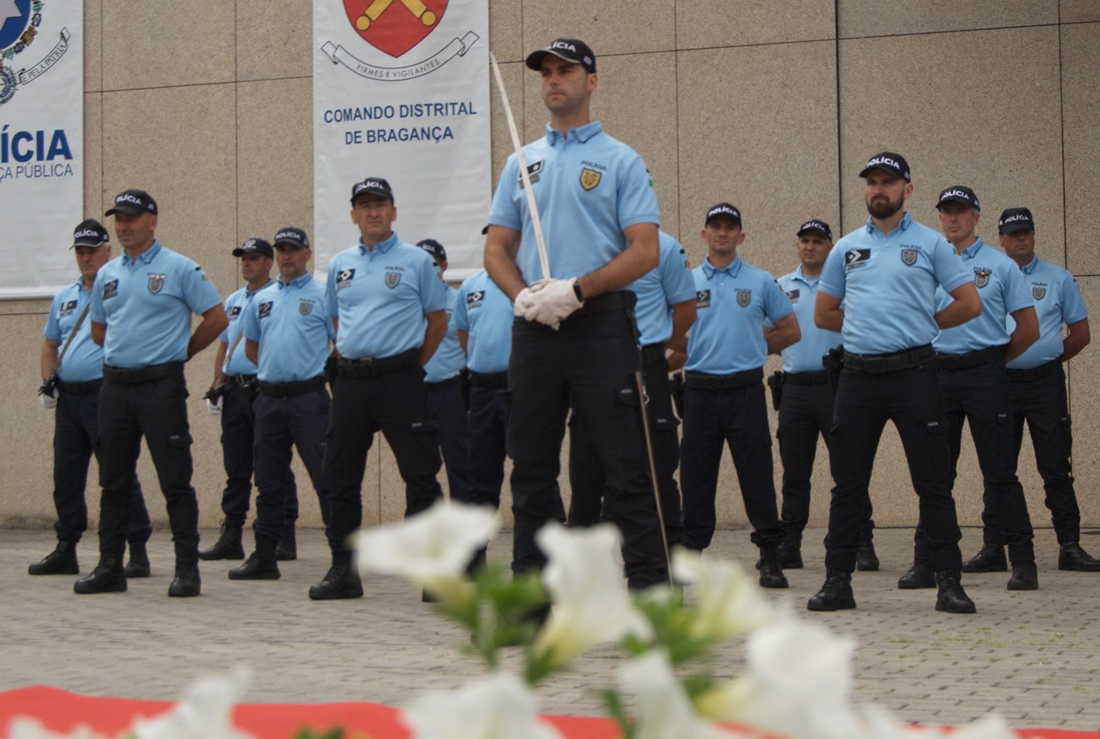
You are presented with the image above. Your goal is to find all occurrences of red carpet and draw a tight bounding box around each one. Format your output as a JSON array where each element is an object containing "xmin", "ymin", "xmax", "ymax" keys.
[{"xmin": 0, "ymin": 686, "xmax": 1094, "ymax": 738}]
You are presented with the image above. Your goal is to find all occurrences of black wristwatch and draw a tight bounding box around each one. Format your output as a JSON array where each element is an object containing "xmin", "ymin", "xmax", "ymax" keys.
[{"xmin": 573, "ymin": 282, "xmax": 584, "ymax": 302}]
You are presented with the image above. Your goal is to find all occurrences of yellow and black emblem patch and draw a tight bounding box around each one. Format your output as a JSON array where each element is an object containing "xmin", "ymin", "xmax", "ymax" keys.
[{"xmin": 580, "ymin": 168, "xmax": 602, "ymax": 191}]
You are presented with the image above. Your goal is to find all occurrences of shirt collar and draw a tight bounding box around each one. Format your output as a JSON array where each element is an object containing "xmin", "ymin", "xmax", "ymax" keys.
[
  {"xmin": 1021, "ymin": 255, "xmax": 1040, "ymax": 275},
  {"xmin": 958, "ymin": 236, "xmax": 985, "ymax": 261},
  {"xmin": 359, "ymin": 232, "xmax": 398, "ymax": 255},
  {"xmin": 122, "ymin": 239, "xmax": 162, "ymax": 266},
  {"xmin": 546, "ymin": 120, "xmax": 602, "ymax": 146},
  {"xmin": 864, "ymin": 211, "xmax": 913, "ymax": 237},
  {"xmin": 792, "ymin": 265, "xmax": 821, "ymax": 286},
  {"xmin": 246, "ymin": 279, "xmax": 274, "ymax": 297},
  {"xmin": 278, "ymin": 274, "xmax": 312, "ymax": 289},
  {"xmin": 701, "ymin": 256, "xmax": 742, "ymax": 279}
]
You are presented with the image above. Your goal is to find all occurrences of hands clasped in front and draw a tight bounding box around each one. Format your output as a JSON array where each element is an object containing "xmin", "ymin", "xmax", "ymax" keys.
[{"xmin": 513, "ymin": 278, "xmax": 583, "ymax": 330}]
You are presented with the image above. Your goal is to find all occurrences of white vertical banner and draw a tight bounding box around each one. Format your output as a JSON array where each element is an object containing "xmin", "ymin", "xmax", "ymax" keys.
[
  {"xmin": 313, "ymin": 0, "xmax": 490, "ymax": 280},
  {"xmin": 0, "ymin": 0, "xmax": 82, "ymax": 299}
]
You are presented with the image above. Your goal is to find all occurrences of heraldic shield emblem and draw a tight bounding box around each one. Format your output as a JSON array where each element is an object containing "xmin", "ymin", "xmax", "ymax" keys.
[
  {"xmin": 974, "ymin": 268, "xmax": 991, "ymax": 288},
  {"xmin": 342, "ymin": 0, "xmax": 449, "ymax": 58},
  {"xmin": 580, "ymin": 168, "xmax": 602, "ymax": 191},
  {"xmin": 900, "ymin": 248, "xmax": 918, "ymax": 266},
  {"xmin": 736, "ymin": 289, "xmax": 752, "ymax": 307},
  {"xmin": 299, "ymin": 299, "xmax": 314, "ymax": 316},
  {"xmin": 147, "ymin": 273, "xmax": 166, "ymax": 294},
  {"xmin": 1033, "ymin": 285, "xmax": 1047, "ymax": 301},
  {"xmin": 385, "ymin": 270, "xmax": 402, "ymax": 288}
]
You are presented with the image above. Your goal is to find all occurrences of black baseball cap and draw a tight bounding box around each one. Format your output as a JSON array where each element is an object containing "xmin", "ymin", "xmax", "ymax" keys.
[
  {"xmin": 273, "ymin": 226, "xmax": 310, "ymax": 250},
  {"xmin": 232, "ymin": 237, "xmax": 273, "ymax": 258},
  {"xmin": 417, "ymin": 238, "xmax": 447, "ymax": 264},
  {"xmin": 797, "ymin": 219, "xmax": 832, "ymax": 239},
  {"xmin": 72, "ymin": 219, "xmax": 110, "ymax": 248},
  {"xmin": 525, "ymin": 38, "xmax": 596, "ymax": 74},
  {"xmin": 859, "ymin": 152, "xmax": 911, "ymax": 182},
  {"xmin": 936, "ymin": 185, "xmax": 980, "ymax": 211},
  {"xmin": 705, "ymin": 203, "xmax": 742, "ymax": 226},
  {"xmin": 350, "ymin": 177, "xmax": 394, "ymax": 204},
  {"xmin": 998, "ymin": 207, "xmax": 1035, "ymax": 234},
  {"xmin": 105, "ymin": 189, "xmax": 158, "ymax": 216}
]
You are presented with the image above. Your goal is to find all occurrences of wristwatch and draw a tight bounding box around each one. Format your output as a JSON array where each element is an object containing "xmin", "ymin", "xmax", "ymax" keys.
[{"xmin": 573, "ymin": 282, "xmax": 584, "ymax": 302}]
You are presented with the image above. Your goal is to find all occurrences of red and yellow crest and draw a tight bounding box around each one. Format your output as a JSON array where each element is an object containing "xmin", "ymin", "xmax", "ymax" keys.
[{"xmin": 342, "ymin": 0, "xmax": 449, "ymax": 58}]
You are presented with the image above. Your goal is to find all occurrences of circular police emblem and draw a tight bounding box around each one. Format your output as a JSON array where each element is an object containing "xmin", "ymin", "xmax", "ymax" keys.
[
  {"xmin": 0, "ymin": 66, "xmax": 14, "ymax": 104},
  {"xmin": 0, "ymin": 1, "xmax": 34, "ymax": 54},
  {"xmin": 736, "ymin": 288, "xmax": 752, "ymax": 307},
  {"xmin": 900, "ymin": 248, "xmax": 919, "ymax": 266},
  {"xmin": 974, "ymin": 267, "xmax": 991, "ymax": 289}
]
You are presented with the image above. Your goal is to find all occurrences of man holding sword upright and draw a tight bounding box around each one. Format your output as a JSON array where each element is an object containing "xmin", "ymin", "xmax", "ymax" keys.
[{"xmin": 484, "ymin": 38, "xmax": 668, "ymax": 589}]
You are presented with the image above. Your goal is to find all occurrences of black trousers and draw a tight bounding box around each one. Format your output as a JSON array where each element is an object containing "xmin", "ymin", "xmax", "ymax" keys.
[
  {"xmin": 508, "ymin": 292, "xmax": 667, "ymax": 589},
  {"xmin": 568, "ymin": 347, "xmax": 683, "ymax": 547},
  {"xmin": 252, "ymin": 389, "xmax": 328, "ymax": 543},
  {"xmin": 912, "ymin": 360, "xmax": 1035, "ymax": 564},
  {"xmin": 982, "ymin": 362, "xmax": 1081, "ymax": 545},
  {"xmin": 777, "ymin": 380, "xmax": 873, "ymax": 546},
  {"xmin": 426, "ymin": 377, "xmax": 473, "ymax": 502},
  {"xmin": 681, "ymin": 380, "xmax": 782, "ymax": 550},
  {"xmin": 322, "ymin": 365, "xmax": 443, "ymax": 553},
  {"xmin": 53, "ymin": 385, "xmax": 150, "ymax": 545},
  {"xmin": 462, "ymin": 380, "xmax": 510, "ymax": 510},
  {"xmin": 825, "ymin": 364, "xmax": 963, "ymax": 573},
  {"xmin": 218, "ymin": 382, "xmax": 269, "ymax": 528},
  {"xmin": 97, "ymin": 369, "xmax": 200, "ymax": 564}
]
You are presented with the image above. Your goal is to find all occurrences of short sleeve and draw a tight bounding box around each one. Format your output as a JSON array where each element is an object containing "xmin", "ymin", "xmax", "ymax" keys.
[
  {"xmin": 325, "ymin": 259, "xmax": 339, "ymax": 318},
  {"xmin": 218, "ymin": 295, "xmax": 233, "ymax": 343},
  {"xmin": 1001, "ymin": 262, "xmax": 1033, "ymax": 315},
  {"xmin": 1061, "ymin": 274, "xmax": 1088, "ymax": 324},
  {"xmin": 932, "ymin": 238, "xmax": 972, "ymax": 294},
  {"xmin": 453, "ymin": 280, "xmax": 471, "ymax": 332},
  {"xmin": 616, "ymin": 154, "xmax": 660, "ymax": 230},
  {"xmin": 182, "ymin": 262, "xmax": 222, "ymax": 315},
  {"xmin": 762, "ymin": 275, "xmax": 794, "ymax": 322},
  {"xmin": 660, "ymin": 239, "xmax": 696, "ymax": 305},
  {"xmin": 43, "ymin": 293, "xmax": 63, "ymax": 341},
  {"xmin": 486, "ymin": 155, "xmax": 522, "ymax": 231},
  {"xmin": 818, "ymin": 245, "xmax": 847, "ymax": 299},
  {"xmin": 420, "ymin": 256, "xmax": 447, "ymax": 314},
  {"xmin": 89, "ymin": 271, "xmax": 107, "ymax": 324},
  {"xmin": 241, "ymin": 296, "xmax": 261, "ymax": 342}
]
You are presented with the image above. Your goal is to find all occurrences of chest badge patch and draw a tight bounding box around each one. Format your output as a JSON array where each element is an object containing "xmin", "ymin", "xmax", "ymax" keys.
[
  {"xmin": 845, "ymin": 248, "xmax": 871, "ymax": 269},
  {"xmin": 103, "ymin": 279, "xmax": 119, "ymax": 300},
  {"xmin": 299, "ymin": 300, "xmax": 314, "ymax": 316},
  {"xmin": 785, "ymin": 289, "xmax": 800, "ymax": 302},
  {"xmin": 1032, "ymin": 285, "xmax": 1047, "ymax": 301},
  {"xmin": 736, "ymin": 288, "xmax": 752, "ymax": 307},
  {"xmin": 258, "ymin": 301, "xmax": 273, "ymax": 318},
  {"xmin": 974, "ymin": 268, "xmax": 991, "ymax": 288},
  {"xmin": 147, "ymin": 273, "xmax": 167, "ymax": 294},
  {"xmin": 695, "ymin": 289, "xmax": 711, "ymax": 308},
  {"xmin": 580, "ymin": 168, "xmax": 602, "ymax": 191},
  {"xmin": 900, "ymin": 248, "xmax": 918, "ymax": 266},
  {"xmin": 466, "ymin": 290, "xmax": 485, "ymax": 308},
  {"xmin": 336, "ymin": 268, "xmax": 355, "ymax": 289},
  {"xmin": 59, "ymin": 300, "xmax": 78, "ymax": 317},
  {"xmin": 385, "ymin": 271, "xmax": 402, "ymax": 288}
]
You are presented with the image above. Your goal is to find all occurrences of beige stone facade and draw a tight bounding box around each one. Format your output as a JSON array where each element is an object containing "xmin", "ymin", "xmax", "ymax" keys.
[{"xmin": 2, "ymin": 1, "xmax": 1098, "ymax": 532}]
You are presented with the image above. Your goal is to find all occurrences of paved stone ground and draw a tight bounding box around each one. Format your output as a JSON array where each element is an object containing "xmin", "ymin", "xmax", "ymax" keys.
[{"xmin": 3, "ymin": 526, "xmax": 1100, "ymax": 731}]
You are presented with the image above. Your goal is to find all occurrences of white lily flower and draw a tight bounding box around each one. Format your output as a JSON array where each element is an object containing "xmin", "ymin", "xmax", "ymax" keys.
[
  {"xmin": 671, "ymin": 548, "xmax": 776, "ymax": 641},
  {"xmin": 130, "ymin": 666, "xmax": 255, "ymax": 739},
  {"xmin": 354, "ymin": 499, "xmax": 498, "ymax": 603},
  {"xmin": 402, "ymin": 671, "xmax": 563, "ymax": 739},
  {"xmin": 7, "ymin": 719, "xmax": 107, "ymax": 739},
  {"xmin": 531, "ymin": 523, "xmax": 652, "ymax": 669}
]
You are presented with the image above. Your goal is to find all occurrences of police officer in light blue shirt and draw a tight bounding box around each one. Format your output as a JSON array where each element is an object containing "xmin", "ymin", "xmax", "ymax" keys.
[
  {"xmin": 902, "ymin": 187, "xmax": 1040, "ymax": 591},
  {"xmin": 680, "ymin": 204, "xmax": 799, "ymax": 588},
  {"xmin": 77, "ymin": 189, "xmax": 227, "ymax": 598},
  {"xmin": 227, "ymin": 227, "xmax": 333, "ymax": 581},
  {"xmin": 569, "ymin": 230, "xmax": 696, "ymax": 549},
  {"xmin": 979, "ymin": 207, "xmax": 1100, "ymax": 572},
  {"xmin": 313, "ymin": 177, "xmax": 447, "ymax": 600},
  {"xmin": 30, "ymin": 219, "xmax": 152, "ymax": 578},
  {"xmin": 808, "ymin": 153, "xmax": 981, "ymax": 614}
]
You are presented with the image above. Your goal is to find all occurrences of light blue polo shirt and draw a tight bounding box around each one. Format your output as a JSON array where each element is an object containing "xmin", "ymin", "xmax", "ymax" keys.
[
  {"xmin": 776, "ymin": 266, "xmax": 842, "ymax": 373},
  {"xmin": 453, "ymin": 270, "xmax": 512, "ymax": 374},
  {"xmin": 1006, "ymin": 255, "xmax": 1088, "ymax": 370},
  {"xmin": 90, "ymin": 240, "xmax": 222, "ymax": 369},
  {"xmin": 424, "ymin": 284, "xmax": 466, "ymax": 383},
  {"xmin": 325, "ymin": 232, "xmax": 446, "ymax": 360},
  {"xmin": 486, "ymin": 120, "xmax": 660, "ymax": 283},
  {"xmin": 934, "ymin": 237, "xmax": 1031, "ymax": 355},
  {"xmin": 819, "ymin": 213, "xmax": 972, "ymax": 355},
  {"xmin": 220, "ymin": 282, "xmax": 271, "ymax": 376},
  {"xmin": 631, "ymin": 231, "xmax": 696, "ymax": 347},
  {"xmin": 242, "ymin": 274, "xmax": 333, "ymax": 383},
  {"xmin": 686, "ymin": 256, "xmax": 793, "ymax": 374},
  {"xmin": 44, "ymin": 280, "xmax": 103, "ymax": 383}
]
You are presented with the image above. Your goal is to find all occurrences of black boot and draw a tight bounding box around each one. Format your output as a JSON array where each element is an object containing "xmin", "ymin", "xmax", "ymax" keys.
[
  {"xmin": 168, "ymin": 561, "xmax": 201, "ymax": 597},
  {"xmin": 807, "ymin": 570, "xmax": 856, "ymax": 611},
  {"xmin": 309, "ymin": 554, "xmax": 363, "ymax": 600},
  {"xmin": 934, "ymin": 571, "xmax": 976, "ymax": 613},
  {"xmin": 961, "ymin": 545, "xmax": 1007, "ymax": 573},
  {"xmin": 856, "ymin": 542, "xmax": 880, "ymax": 571},
  {"xmin": 1007, "ymin": 561, "xmax": 1038, "ymax": 590},
  {"xmin": 778, "ymin": 538, "xmax": 803, "ymax": 569},
  {"xmin": 276, "ymin": 527, "xmax": 297, "ymax": 561},
  {"xmin": 74, "ymin": 558, "xmax": 126, "ymax": 594},
  {"xmin": 897, "ymin": 562, "xmax": 935, "ymax": 589},
  {"xmin": 29, "ymin": 540, "xmax": 78, "ymax": 575},
  {"xmin": 1058, "ymin": 542, "xmax": 1100, "ymax": 572},
  {"xmin": 197, "ymin": 524, "xmax": 244, "ymax": 561},
  {"xmin": 757, "ymin": 546, "xmax": 789, "ymax": 589},
  {"xmin": 229, "ymin": 536, "xmax": 280, "ymax": 580},
  {"xmin": 125, "ymin": 541, "xmax": 151, "ymax": 578}
]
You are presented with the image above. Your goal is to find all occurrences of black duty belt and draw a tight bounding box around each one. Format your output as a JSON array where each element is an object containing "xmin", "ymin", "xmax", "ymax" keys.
[
  {"xmin": 103, "ymin": 361, "xmax": 184, "ymax": 385},
  {"xmin": 570, "ymin": 290, "xmax": 635, "ymax": 319},
  {"xmin": 426, "ymin": 375, "xmax": 461, "ymax": 388},
  {"xmin": 226, "ymin": 374, "xmax": 258, "ymax": 389},
  {"xmin": 57, "ymin": 379, "xmax": 102, "ymax": 395},
  {"xmin": 843, "ymin": 345, "xmax": 934, "ymax": 374},
  {"xmin": 935, "ymin": 345, "xmax": 1007, "ymax": 371},
  {"xmin": 338, "ymin": 348, "xmax": 420, "ymax": 378},
  {"xmin": 1006, "ymin": 360, "xmax": 1062, "ymax": 383},
  {"xmin": 468, "ymin": 370, "xmax": 508, "ymax": 389},
  {"xmin": 258, "ymin": 376, "xmax": 325, "ymax": 397},
  {"xmin": 784, "ymin": 370, "xmax": 829, "ymax": 386},
  {"xmin": 685, "ymin": 367, "xmax": 763, "ymax": 390}
]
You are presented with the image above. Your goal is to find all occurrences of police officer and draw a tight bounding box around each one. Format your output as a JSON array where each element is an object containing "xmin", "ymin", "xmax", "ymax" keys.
[
  {"xmin": 198, "ymin": 237, "xmax": 285, "ymax": 562},
  {"xmin": 808, "ymin": 153, "xmax": 980, "ymax": 613},
  {"xmin": 31, "ymin": 219, "xmax": 152, "ymax": 578},
  {"xmin": 774, "ymin": 219, "xmax": 878, "ymax": 571},
  {"xmin": 229, "ymin": 227, "xmax": 333, "ymax": 580},
  {"xmin": 567, "ymin": 230, "xmax": 696, "ymax": 549},
  {"xmin": 900, "ymin": 187, "xmax": 1040, "ymax": 591},
  {"xmin": 680, "ymin": 204, "xmax": 799, "ymax": 588},
  {"xmin": 484, "ymin": 38, "xmax": 669, "ymax": 589},
  {"xmin": 417, "ymin": 238, "xmax": 473, "ymax": 503},
  {"xmin": 314, "ymin": 177, "xmax": 447, "ymax": 600},
  {"xmin": 76, "ymin": 189, "xmax": 227, "ymax": 597},
  {"xmin": 969, "ymin": 208, "xmax": 1100, "ymax": 572}
]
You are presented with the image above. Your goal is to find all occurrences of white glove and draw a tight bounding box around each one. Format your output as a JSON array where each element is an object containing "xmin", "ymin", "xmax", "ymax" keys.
[
  {"xmin": 513, "ymin": 283, "xmax": 542, "ymax": 322},
  {"xmin": 38, "ymin": 378, "xmax": 58, "ymax": 410},
  {"xmin": 39, "ymin": 393, "xmax": 57, "ymax": 410},
  {"xmin": 525, "ymin": 278, "xmax": 583, "ymax": 329},
  {"xmin": 206, "ymin": 396, "xmax": 223, "ymax": 415}
]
